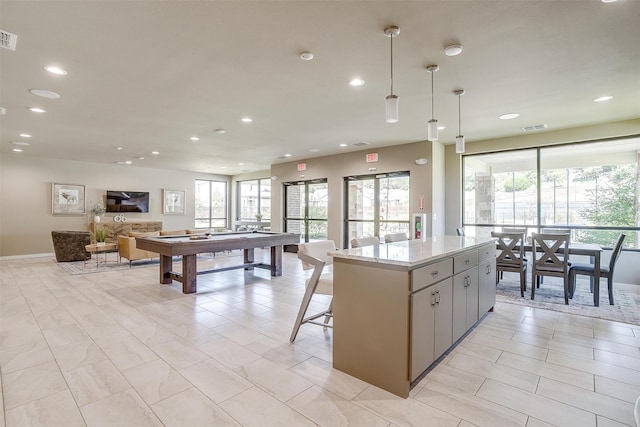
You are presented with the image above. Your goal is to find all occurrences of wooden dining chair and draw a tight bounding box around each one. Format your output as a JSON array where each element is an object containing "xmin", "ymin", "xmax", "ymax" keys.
[
  {"xmin": 569, "ymin": 233, "xmax": 625, "ymax": 305},
  {"xmin": 492, "ymin": 231, "xmax": 527, "ymax": 297},
  {"xmin": 531, "ymin": 232, "xmax": 570, "ymax": 304},
  {"xmin": 350, "ymin": 236, "xmax": 381, "ymax": 248},
  {"xmin": 290, "ymin": 240, "xmax": 337, "ymax": 342}
]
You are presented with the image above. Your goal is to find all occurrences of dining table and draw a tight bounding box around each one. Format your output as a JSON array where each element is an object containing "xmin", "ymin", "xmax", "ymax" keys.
[{"xmin": 507, "ymin": 240, "xmax": 604, "ymax": 306}]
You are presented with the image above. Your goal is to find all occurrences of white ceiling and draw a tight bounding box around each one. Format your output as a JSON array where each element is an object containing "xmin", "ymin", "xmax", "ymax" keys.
[{"xmin": 1, "ymin": 1, "xmax": 639, "ymax": 175}]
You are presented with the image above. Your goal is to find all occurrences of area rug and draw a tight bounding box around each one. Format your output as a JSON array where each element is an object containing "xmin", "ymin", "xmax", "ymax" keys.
[{"xmin": 496, "ymin": 274, "xmax": 640, "ymax": 325}]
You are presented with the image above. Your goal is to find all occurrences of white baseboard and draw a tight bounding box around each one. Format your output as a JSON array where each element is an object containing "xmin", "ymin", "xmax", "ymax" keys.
[{"xmin": 0, "ymin": 252, "xmax": 54, "ymax": 261}]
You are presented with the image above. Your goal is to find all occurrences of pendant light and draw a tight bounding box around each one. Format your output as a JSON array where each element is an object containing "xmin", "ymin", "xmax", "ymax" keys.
[
  {"xmin": 454, "ymin": 89, "xmax": 465, "ymax": 153},
  {"xmin": 384, "ymin": 26, "xmax": 400, "ymax": 123},
  {"xmin": 426, "ymin": 65, "xmax": 439, "ymax": 141}
]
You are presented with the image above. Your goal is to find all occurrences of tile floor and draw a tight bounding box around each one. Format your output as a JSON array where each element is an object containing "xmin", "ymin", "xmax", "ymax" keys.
[{"xmin": 1, "ymin": 250, "xmax": 639, "ymax": 426}]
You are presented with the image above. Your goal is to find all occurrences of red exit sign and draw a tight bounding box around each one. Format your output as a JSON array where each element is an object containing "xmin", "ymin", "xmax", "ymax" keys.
[
  {"xmin": 366, "ymin": 152, "xmax": 379, "ymax": 163},
  {"xmin": 297, "ymin": 163, "xmax": 307, "ymax": 171}
]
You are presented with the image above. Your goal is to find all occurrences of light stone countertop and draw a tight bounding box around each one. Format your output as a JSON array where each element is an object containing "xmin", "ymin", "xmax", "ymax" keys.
[{"xmin": 331, "ymin": 235, "xmax": 494, "ymax": 269}]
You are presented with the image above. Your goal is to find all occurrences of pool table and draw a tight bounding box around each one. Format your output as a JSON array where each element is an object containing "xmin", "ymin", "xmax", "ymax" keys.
[{"xmin": 135, "ymin": 231, "xmax": 299, "ymax": 294}]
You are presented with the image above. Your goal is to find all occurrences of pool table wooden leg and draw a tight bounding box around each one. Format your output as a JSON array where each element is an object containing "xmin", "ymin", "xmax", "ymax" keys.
[
  {"xmin": 271, "ymin": 245, "xmax": 283, "ymax": 276},
  {"xmin": 160, "ymin": 255, "xmax": 172, "ymax": 284}
]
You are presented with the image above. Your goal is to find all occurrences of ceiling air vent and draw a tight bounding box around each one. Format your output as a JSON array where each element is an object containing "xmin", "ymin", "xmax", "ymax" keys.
[
  {"xmin": 521, "ymin": 124, "xmax": 548, "ymax": 132},
  {"xmin": 351, "ymin": 141, "xmax": 370, "ymax": 147},
  {"xmin": 0, "ymin": 30, "xmax": 18, "ymax": 51}
]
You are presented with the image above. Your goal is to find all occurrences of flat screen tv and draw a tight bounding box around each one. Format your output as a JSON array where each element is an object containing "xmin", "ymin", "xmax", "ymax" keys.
[{"xmin": 105, "ymin": 190, "xmax": 149, "ymax": 213}]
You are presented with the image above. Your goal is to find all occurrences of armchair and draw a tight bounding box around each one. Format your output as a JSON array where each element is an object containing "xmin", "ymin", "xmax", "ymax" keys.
[
  {"xmin": 118, "ymin": 231, "xmax": 159, "ymax": 266},
  {"xmin": 51, "ymin": 230, "xmax": 91, "ymax": 262}
]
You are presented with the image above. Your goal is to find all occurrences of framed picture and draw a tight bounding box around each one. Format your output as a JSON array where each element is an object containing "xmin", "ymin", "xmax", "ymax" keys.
[
  {"xmin": 163, "ymin": 189, "xmax": 186, "ymax": 215},
  {"xmin": 51, "ymin": 182, "xmax": 86, "ymax": 215}
]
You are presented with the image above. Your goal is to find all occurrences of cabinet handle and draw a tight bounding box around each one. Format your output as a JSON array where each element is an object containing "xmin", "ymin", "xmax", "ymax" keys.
[
  {"xmin": 431, "ymin": 291, "xmax": 436, "ymax": 306},
  {"xmin": 465, "ymin": 275, "xmax": 471, "ymax": 287},
  {"xmin": 486, "ymin": 264, "xmax": 492, "ymax": 275},
  {"xmin": 431, "ymin": 271, "xmax": 439, "ymax": 277},
  {"xmin": 465, "ymin": 259, "xmax": 470, "ymax": 265},
  {"xmin": 435, "ymin": 290, "xmax": 440, "ymax": 304}
]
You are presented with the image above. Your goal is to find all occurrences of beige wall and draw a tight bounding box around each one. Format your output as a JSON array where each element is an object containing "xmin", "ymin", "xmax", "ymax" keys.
[
  {"xmin": 269, "ymin": 141, "xmax": 436, "ymax": 248},
  {"xmin": 0, "ymin": 155, "xmax": 229, "ymax": 257}
]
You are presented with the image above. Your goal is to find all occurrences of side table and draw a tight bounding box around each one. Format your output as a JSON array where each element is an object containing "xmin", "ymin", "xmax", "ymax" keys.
[{"xmin": 85, "ymin": 243, "xmax": 118, "ymax": 268}]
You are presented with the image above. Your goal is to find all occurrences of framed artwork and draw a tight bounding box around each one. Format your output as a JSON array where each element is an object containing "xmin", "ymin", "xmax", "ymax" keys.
[
  {"xmin": 163, "ymin": 189, "xmax": 186, "ymax": 215},
  {"xmin": 51, "ymin": 182, "xmax": 86, "ymax": 215}
]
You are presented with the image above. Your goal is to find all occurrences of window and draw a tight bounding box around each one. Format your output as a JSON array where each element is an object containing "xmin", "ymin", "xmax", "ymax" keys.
[
  {"xmin": 283, "ymin": 179, "xmax": 328, "ymax": 243},
  {"xmin": 463, "ymin": 137, "xmax": 640, "ymax": 248},
  {"xmin": 238, "ymin": 178, "xmax": 271, "ymax": 221},
  {"xmin": 344, "ymin": 171, "xmax": 410, "ymax": 247},
  {"xmin": 195, "ymin": 179, "xmax": 227, "ymax": 229}
]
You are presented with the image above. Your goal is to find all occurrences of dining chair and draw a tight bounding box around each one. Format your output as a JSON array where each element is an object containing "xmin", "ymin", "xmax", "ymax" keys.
[
  {"xmin": 350, "ymin": 236, "xmax": 381, "ymax": 248},
  {"xmin": 531, "ymin": 232, "xmax": 570, "ymax": 304},
  {"xmin": 384, "ymin": 232, "xmax": 408, "ymax": 243},
  {"xmin": 569, "ymin": 233, "xmax": 625, "ymax": 305},
  {"xmin": 538, "ymin": 228, "xmax": 571, "ymax": 285},
  {"xmin": 497, "ymin": 227, "xmax": 527, "ymax": 280},
  {"xmin": 492, "ymin": 231, "xmax": 527, "ymax": 297},
  {"xmin": 290, "ymin": 240, "xmax": 337, "ymax": 342}
]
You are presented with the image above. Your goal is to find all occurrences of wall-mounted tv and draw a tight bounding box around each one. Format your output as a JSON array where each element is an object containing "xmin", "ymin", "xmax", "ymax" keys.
[{"xmin": 105, "ymin": 191, "xmax": 149, "ymax": 213}]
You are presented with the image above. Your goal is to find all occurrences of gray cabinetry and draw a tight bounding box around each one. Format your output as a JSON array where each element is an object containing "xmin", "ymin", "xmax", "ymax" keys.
[
  {"xmin": 410, "ymin": 277, "xmax": 453, "ymax": 381},
  {"xmin": 478, "ymin": 243, "xmax": 497, "ymax": 315}
]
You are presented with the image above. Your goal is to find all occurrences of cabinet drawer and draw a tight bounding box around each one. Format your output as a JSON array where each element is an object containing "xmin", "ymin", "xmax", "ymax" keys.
[
  {"xmin": 411, "ymin": 258, "xmax": 453, "ymax": 292},
  {"xmin": 478, "ymin": 243, "xmax": 495, "ymax": 263},
  {"xmin": 453, "ymin": 250, "xmax": 479, "ymax": 274}
]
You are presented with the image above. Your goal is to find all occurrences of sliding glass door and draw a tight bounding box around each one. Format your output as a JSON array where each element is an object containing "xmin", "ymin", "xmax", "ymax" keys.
[
  {"xmin": 344, "ymin": 171, "xmax": 410, "ymax": 247},
  {"xmin": 283, "ymin": 179, "xmax": 328, "ymax": 243}
]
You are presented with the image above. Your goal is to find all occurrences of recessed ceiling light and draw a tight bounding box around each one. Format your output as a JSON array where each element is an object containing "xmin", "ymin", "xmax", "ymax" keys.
[
  {"xmin": 29, "ymin": 89, "xmax": 61, "ymax": 99},
  {"xmin": 594, "ymin": 95, "xmax": 613, "ymax": 102},
  {"xmin": 215, "ymin": 129, "xmax": 226, "ymax": 134},
  {"xmin": 190, "ymin": 136, "xmax": 199, "ymax": 141},
  {"xmin": 284, "ymin": 153, "xmax": 292, "ymax": 157},
  {"xmin": 151, "ymin": 151, "xmax": 159, "ymax": 155},
  {"xmin": 114, "ymin": 146, "xmax": 124, "ymax": 150},
  {"xmin": 339, "ymin": 143, "xmax": 348, "ymax": 147},
  {"xmin": 44, "ymin": 65, "xmax": 67, "ymax": 75},
  {"xmin": 498, "ymin": 113, "xmax": 520, "ymax": 120},
  {"xmin": 12, "ymin": 141, "xmax": 30, "ymax": 146},
  {"xmin": 438, "ymin": 126, "xmax": 446, "ymax": 131},
  {"xmin": 19, "ymin": 133, "xmax": 32, "ymax": 138},
  {"xmin": 27, "ymin": 107, "xmax": 46, "ymax": 113},
  {"xmin": 601, "ymin": 0, "xmax": 617, "ymax": 3},
  {"xmin": 136, "ymin": 156, "xmax": 145, "ymax": 160},
  {"xmin": 238, "ymin": 162, "xmax": 245, "ymax": 166},
  {"xmin": 300, "ymin": 52, "xmax": 314, "ymax": 61},
  {"xmin": 444, "ymin": 44, "xmax": 463, "ymax": 56},
  {"xmin": 12, "ymin": 148, "xmax": 23, "ymax": 152},
  {"xmin": 309, "ymin": 148, "xmax": 320, "ymax": 152},
  {"xmin": 348, "ymin": 78, "xmax": 366, "ymax": 87},
  {"xmin": 241, "ymin": 117, "xmax": 253, "ymax": 123},
  {"xmin": 219, "ymin": 166, "xmax": 227, "ymax": 169}
]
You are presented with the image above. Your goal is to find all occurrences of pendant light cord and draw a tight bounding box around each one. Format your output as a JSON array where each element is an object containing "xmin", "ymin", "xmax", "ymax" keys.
[
  {"xmin": 458, "ymin": 93, "xmax": 461, "ymax": 134},
  {"xmin": 390, "ymin": 34, "xmax": 394, "ymax": 95},
  {"xmin": 430, "ymin": 71, "xmax": 434, "ymax": 119}
]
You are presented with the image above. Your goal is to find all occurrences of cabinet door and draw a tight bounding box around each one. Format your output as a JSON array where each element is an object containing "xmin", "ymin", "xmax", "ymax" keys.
[
  {"xmin": 452, "ymin": 272, "xmax": 467, "ymax": 343},
  {"xmin": 433, "ymin": 278, "xmax": 453, "ymax": 359},
  {"xmin": 452, "ymin": 267, "xmax": 479, "ymax": 342},
  {"xmin": 410, "ymin": 287, "xmax": 436, "ymax": 381},
  {"xmin": 466, "ymin": 266, "xmax": 479, "ymax": 330},
  {"xmin": 478, "ymin": 258, "xmax": 496, "ymax": 315}
]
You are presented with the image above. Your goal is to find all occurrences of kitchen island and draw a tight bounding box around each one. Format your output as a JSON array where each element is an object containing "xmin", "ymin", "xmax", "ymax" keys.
[{"xmin": 331, "ymin": 235, "xmax": 496, "ymax": 397}]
